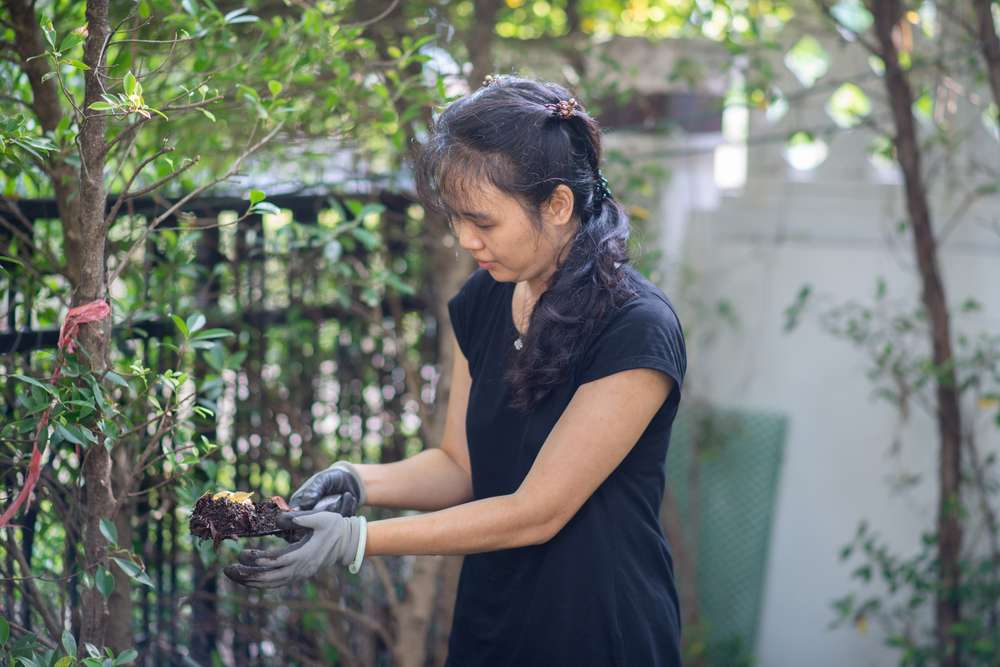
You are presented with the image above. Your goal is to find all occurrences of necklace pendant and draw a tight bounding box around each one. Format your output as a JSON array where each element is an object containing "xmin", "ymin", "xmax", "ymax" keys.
[{"xmin": 514, "ymin": 337, "xmax": 523, "ymax": 351}]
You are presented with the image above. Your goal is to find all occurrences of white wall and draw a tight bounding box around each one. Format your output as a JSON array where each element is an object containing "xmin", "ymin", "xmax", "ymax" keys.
[{"xmin": 679, "ymin": 148, "xmax": 1000, "ymax": 667}]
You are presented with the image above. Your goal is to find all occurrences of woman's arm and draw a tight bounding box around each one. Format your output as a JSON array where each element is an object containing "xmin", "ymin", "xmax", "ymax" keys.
[
  {"xmin": 351, "ymin": 336, "xmax": 475, "ymax": 511},
  {"xmin": 364, "ymin": 368, "xmax": 674, "ymax": 557}
]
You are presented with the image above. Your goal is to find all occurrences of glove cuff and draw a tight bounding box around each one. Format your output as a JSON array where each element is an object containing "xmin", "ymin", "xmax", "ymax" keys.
[
  {"xmin": 330, "ymin": 461, "xmax": 367, "ymax": 507},
  {"xmin": 348, "ymin": 516, "xmax": 367, "ymax": 574}
]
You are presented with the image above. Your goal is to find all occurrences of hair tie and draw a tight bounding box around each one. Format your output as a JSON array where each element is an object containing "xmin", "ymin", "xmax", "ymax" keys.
[
  {"xmin": 594, "ymin": 170, "xmax": 612, "ymax": 204},
  {"xmin": 482, "ymin": 74, "xmax": 498, "ymax": 88},
  {"xmin": 544, "ymin": 98, "xmax": 579, "ymax": 120}
]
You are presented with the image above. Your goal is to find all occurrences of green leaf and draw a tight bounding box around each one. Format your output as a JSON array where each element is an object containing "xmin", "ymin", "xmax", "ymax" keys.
[
  {"xmin": 114, "ymin": 649, "xmax": 138, "ymax": 665},
  {"xmin": 59, "ymin": 33, "xmax": 85, "ymax": 53},
  {"xmin": 41, "ymin": 71, "xmax": 58, "ymax": 84},
  {"xmin": 104, "ymin": 371, "xmax": 129, "ymax": 389},
  {"xmin": 54, "ymin": 657, "xmax": 75, "ymax": 667},
  {"xmin": 124, "ymin": 71, "xmax": 138, "ymax": 97},
  {"xmin": 223, "ymin": 7, "xmax": 249, "ymax": 22},
  {"xmin": 267, "ymin": 80, "xmax": 282, "ymax": 97},
  {"xmin": 351, "ymin": 227, "xmax": 379, "ymax": 250},
  {"xmin": 89, "ymin": 102, "xmax": 115, "ymax": 111},
  {"xmin": 86, "ymin": 378, "xmax": 111, "ymax": 414},
  {"xmin": 62, "ymin": 629, "xmax": 77, "ymax": 657},
  {"xmin": 186, "ymin": 313, "xmax": 206, "ymax": 335},
  {"xmin": 0, "ymin": 616, "xmax": 8, "ymax": 645},
  {"xmin": 85, "ymin": 643, "xmax": 101, "ymax": 658},
  {"xmin": 249, "ymin": 189, "xmax": 265, "ymax": 205},
  {"xmin": 95, "ymin": 566, "xmax": 114, "ymax": 599},
  {"xmin": 197, "ymin": 108, "xmax": 216, "ymax": 122},
  {"xmin": 251, "ymin": 202, "xmax": 280, "ymax": 215},
  {"xmin": 171, "ymin": 314, "xmax": 189, "ymax": 337},
  {"xmin": 41, "ymin": 19, "xmax": 56, "ymax": 50},
  {"xmin": 190, "ymin": 328, "xmax": 234, "ymax": 342},
  {"xmin": 99, "ymin": 518, "xmax": 118, "ymax": 545},
  {"xmin": 12, "ymin": 373, "xmax": 57, "ymax": 397},
  {"xmin": 111, "ymin": 557, "xmax": 154, "ymax": 588},
  {"xmin": 63, "ymin": 58, "xmax": 90, "ymax": 71},
  {"xmin": 55, "ymin": 424, "xmax": 84, "ymax": 446}
]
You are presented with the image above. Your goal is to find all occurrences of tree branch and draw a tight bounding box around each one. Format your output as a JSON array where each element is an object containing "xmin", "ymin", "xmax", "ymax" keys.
[
  {"xmin": 104, "ymin": 145, "xmax": 175, "ymax": 226},
  {"xmin": 2, "ymin": 530, "xmax": 62, "ymax": 641},
  {"xmin": 972, "ymin": 0, "xmax": 1000, "ymax": 115},
  {"xmin": 107, "ymin": 120, "xmax": 284, "ymax": 286},
  {"xmin": 814, "ymin": 0, "xmax": 881, "ymax": 56}
]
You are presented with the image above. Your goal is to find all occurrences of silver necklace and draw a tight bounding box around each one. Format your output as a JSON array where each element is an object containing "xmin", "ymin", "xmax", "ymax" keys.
[{"xmin": 512, "ymin": 284, "xmax": 532, "ymax": 351}]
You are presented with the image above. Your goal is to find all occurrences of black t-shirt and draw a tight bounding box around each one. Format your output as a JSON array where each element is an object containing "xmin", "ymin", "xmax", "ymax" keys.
[{"xmin": 444, "ymin": 266, "xmax": 687, "ymax": 667}]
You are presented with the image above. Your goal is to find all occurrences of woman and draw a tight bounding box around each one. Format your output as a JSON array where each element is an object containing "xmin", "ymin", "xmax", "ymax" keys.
[{"xmin": 225, "ymin": 75, "xmax": 687, "ymax": 666}]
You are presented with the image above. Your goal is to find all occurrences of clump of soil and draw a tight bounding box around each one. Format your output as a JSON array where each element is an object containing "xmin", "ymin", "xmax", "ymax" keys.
[{"xmin": 189, "ymin": 491, "xmax": 301, "ymax": 547}]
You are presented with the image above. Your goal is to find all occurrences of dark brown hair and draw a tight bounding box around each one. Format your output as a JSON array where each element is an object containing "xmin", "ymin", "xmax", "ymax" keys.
[{"xmin": 415, "ymin": 75, "xmax": 638, "ymax": 411}]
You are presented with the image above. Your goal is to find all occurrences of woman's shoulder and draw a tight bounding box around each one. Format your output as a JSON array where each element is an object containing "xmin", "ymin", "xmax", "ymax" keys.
[
  {"xmin": 449, "ymin": 268, "xmax": 506, "ymax": 310},
  {"xmin": 574, "ymin": 266, "xmax": 687, "ymax": 387},
  {"xmin": 607, "ymin": 267, "xmax": 683, "ymax": 332},
  {"xmin": 447, "ymin": 269, "xmax": 510, "ymax": 359}
]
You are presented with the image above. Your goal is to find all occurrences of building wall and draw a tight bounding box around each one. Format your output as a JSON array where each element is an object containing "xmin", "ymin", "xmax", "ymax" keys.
[{"xmin": 668, "ymin": 30, "xmax": 1000, "ymax": 667}]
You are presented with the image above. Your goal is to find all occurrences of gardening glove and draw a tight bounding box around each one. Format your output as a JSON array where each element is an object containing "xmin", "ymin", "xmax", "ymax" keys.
[
  {"xmin": 223, "ymin": 509, "xmax": 367, "ymax": 589},
  {"xmin": 288, "ymin": 461, "xmax": 365, "ymax": 516}
]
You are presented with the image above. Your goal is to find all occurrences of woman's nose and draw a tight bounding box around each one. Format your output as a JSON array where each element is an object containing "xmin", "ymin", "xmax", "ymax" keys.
[{"xmin": 455, "ymin": 221, "xmax": 484, "ymax": 251}]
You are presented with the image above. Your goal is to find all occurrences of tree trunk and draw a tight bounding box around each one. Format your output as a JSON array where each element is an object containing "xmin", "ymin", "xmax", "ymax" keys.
[
  {"xmin": 972, "ymin": 0, "xmax": 1000, "ymax": 114},
  {"xmin": 469, "ymin": 0, "xmax": 503, "ymax": 85},
  {"xmin": 107, "ymin": 444, "xmax": 134, "ymax": 652},
  {"xmin": 77, "ymin": 0, "xmax": 117, "ymax": 649},
  {"xmin": 867, "ymin": 3, "xmax": 963, "ymax": 665},
  {"xmin": 4, "ymin": 0, "xmax": 80, "ymax": 272}
]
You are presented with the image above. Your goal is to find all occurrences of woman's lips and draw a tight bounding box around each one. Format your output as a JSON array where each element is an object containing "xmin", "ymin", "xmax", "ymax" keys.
[{"xmin": 477, "ymin": 261, "xmax": 493, "ymax": 269}]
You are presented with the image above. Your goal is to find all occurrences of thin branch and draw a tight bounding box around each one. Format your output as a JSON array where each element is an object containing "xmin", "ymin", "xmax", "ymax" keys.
[
  {"xmin": 2, "ymin": 531, "xmax": 62, "ymax": 641},
  {"xmin": 106, "ymin": 123, "xmax": 142, "ymax": 193},
  {"xmin": 1, "ymin": 617, "xmax": 57, "ymax": 649},
  {"xmin": 0, "ymin": 93, "xmax": 32, "ymax": 109},
  {"xmin": 107, "ymin": 120, "xmax": 284, "ymax": 286},
  {"xmin": 162, "ymin": 94, "xmax": 223, "ymax": 112},
  {"xmin": 109, "ymin": 35, "xmax": 197, "ymax": 47},
  {"xmin": 937, "ymin": 183, "xmax": 996, "ymax": 245},
  {"xmin": 104, "ymin": 145, "xmax": 174, "ymax": 226},
  {"xmin": 936, "ymin": 3, "xmax": 977, "ymax": 37},
  {"xmin": 343, "ymin": 0, "xmax": 400, "ymax": 29},
  {"xmin": 0, "ymin": 196, "xmax": 67, "ymax": 276},
  {"xmin": 95, "ymin": 6, "xmax": 140, "ymax": 97},
  {"xmin": 103, "ymin": 116, "xmax": 152, "ymax": 157},
  {"xmin": 814, "ymin": 0, "xmax": 881, "ymax": 56},
  {"xmin": 51, "ymin": 57, "xmax": 84, "ymax": 120},
  {"xmin": 120, "ymin": 158, "xmax": 199, "ymax": 202}
]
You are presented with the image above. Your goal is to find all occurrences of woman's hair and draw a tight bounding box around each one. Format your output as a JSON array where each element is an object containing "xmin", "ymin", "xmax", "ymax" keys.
[{"xmin": 414, "ymin": 75, "xmax": 639, "ymax": 412}]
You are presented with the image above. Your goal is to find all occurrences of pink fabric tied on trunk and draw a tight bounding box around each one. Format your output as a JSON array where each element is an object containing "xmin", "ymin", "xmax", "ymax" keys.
[{"xmin": 0, "ymin": 300, "xmax": 112, "ymax": 529}]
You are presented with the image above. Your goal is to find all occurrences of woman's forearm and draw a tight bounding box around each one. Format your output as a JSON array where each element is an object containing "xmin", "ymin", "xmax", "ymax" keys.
[
  {"xmin": 353, "ymin": 449, "xmax": 473, "ymax": 511},
  {"xmin": 364, "ymin": 492, "xmax": 554, "ymax": 557}
]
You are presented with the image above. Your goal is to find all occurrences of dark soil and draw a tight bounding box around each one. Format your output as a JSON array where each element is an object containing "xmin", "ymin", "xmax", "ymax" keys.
[{"xmin": 189, "ymin": 492, "xmax": 302, "ymax": 547}]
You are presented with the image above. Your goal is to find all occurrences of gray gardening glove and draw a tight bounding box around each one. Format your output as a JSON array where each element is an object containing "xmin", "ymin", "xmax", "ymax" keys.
[
  {"xmin": 223, "ymin": 510, "xmax": 366, "ymax": 589},
  {"xmin": 288, "ymin": 461, "xmax": 366, "ymax": 516}
]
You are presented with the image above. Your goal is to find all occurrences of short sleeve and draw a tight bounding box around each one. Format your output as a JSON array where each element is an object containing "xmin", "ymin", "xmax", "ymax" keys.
[
  {"xmin": 448, "ymin": 285, "xmax": 473, "ymax": 361},
  {"xmin": 447, "ymin": 269, "xmax": 487, "ymax": 362},
  {"xmin": 576, "ymin": 296, "xmax": 686, "ymax": 392}
]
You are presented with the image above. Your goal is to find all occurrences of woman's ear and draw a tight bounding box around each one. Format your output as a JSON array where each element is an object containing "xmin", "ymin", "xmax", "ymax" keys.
[{"xmin": 543, "ymin": 184, "xmax": 575, "ymax": 227}]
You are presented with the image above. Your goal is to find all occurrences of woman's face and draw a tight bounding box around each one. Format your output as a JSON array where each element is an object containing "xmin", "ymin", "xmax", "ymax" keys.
[{"xmin": 448, "ymin": 181, "xmax": 576, "ymax": 286}]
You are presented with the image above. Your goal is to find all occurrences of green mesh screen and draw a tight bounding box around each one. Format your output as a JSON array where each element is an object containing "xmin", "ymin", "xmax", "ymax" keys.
[{"xmin": 665, "ymin": 407, "xmax": 787, "ymax": 660}]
